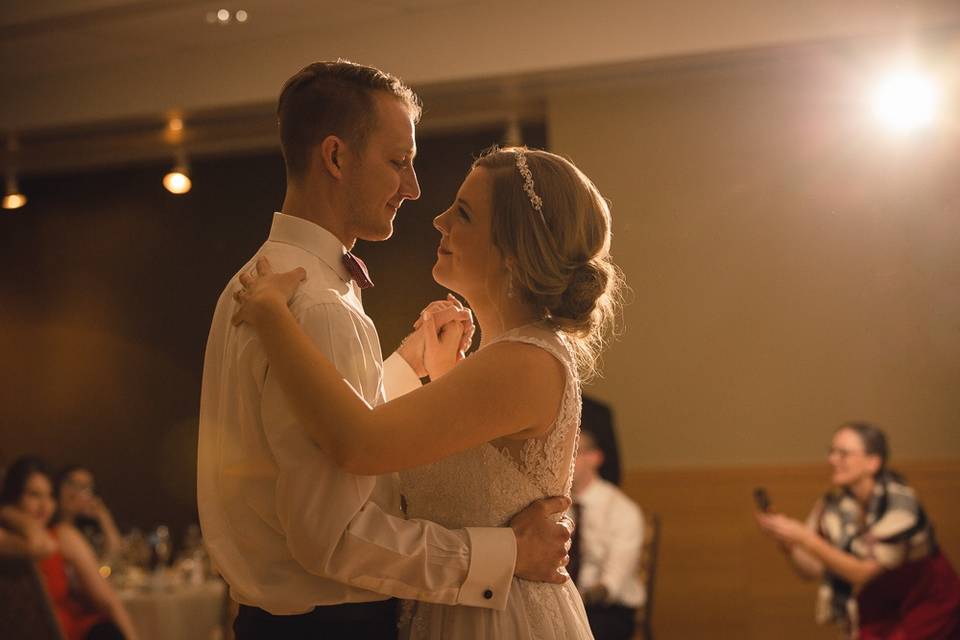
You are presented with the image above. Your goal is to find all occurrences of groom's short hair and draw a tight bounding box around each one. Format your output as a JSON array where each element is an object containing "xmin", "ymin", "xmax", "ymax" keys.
[{"xmin": 277, "ymin": 60, "xmax": 421, "ymax": 181}]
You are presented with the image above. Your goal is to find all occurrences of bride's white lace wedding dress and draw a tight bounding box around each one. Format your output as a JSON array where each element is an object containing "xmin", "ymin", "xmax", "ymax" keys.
[{"xmin": 398, "ymin": 323, "xmax": 594, "ymax": 639}]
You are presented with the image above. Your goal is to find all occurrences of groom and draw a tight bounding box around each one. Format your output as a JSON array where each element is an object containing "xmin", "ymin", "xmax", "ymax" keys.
[{"xmin": 197, "ymin": 61, "xmax": 572, "ymax": 639}]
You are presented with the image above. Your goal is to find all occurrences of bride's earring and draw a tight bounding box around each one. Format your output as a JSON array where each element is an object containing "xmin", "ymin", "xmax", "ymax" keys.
[{"xmin": 504, "ymin": 260, "xmax": 516, "ymax": 299}]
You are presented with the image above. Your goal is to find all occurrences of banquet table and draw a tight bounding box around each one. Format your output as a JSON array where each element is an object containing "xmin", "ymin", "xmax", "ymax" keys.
[{"xmin": 118, "ymin": 578, "xmax": 227, "ymax": 640}]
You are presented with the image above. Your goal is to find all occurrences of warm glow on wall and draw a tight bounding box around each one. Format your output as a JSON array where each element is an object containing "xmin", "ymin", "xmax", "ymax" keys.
[{"xmin": 870, "ymin": 68, "xmax": 940, "ymax": 134}]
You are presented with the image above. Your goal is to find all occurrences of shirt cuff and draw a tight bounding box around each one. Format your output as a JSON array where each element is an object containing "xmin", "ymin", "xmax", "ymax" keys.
[
  {"xmin": 382, "ymin": 352, "xmax": 422, "ymax": 400},
  {"xmin": 458, "ymin": 527, "xmax": 516, "ymax": 610}
]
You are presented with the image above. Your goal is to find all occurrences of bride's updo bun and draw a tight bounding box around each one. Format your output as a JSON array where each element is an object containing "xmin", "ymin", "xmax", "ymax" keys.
[
  {"xmin": 472, "ymin": 146, "xmax": 624, "ymax": 379},
  {"xmin": 550, "ymin": 259, "xmax": 613, "ymax": 331}
]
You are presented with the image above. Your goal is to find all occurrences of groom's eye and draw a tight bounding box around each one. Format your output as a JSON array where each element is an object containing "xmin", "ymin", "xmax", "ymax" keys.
[{"xmin": 457, "ymin": 206, "xmax": 470, "ymax": 221}]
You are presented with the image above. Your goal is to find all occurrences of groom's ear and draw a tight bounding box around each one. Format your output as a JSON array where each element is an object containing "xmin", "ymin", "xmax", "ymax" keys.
[{"xmin": 318, "ymin": 135, "xmax": 345, "ymax": 179}]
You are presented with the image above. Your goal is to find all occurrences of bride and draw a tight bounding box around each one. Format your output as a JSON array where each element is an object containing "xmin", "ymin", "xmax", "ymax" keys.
[{"xmin": 234, "ymin": 146, "xmax": 623, "ymax": 639}]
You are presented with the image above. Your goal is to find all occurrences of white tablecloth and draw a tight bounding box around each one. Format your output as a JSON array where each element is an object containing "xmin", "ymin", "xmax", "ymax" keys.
[{"xmin": 119, "ymin": 579, "xmax": 226, "ymax": 640}]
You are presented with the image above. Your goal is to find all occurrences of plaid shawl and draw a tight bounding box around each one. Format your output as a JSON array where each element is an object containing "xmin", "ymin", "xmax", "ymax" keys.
[{"xmin": 812, "ymin": 472, "xmax": 938, "ymax": 632}]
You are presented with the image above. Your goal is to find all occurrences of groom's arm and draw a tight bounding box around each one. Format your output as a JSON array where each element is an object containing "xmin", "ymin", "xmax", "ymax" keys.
[
  {"xmin": 261, "ymin": 300, "xmax": 517, "ymax": 609},
  {"xmin": 383, "ymin": 316, "xmax": 536, "ymax": 607},
  {"xmin": 382, "ymin": 352, "xmax": 421, "ymax": 399}
]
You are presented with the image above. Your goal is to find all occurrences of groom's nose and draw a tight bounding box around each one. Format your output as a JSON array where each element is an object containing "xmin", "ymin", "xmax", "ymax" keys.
[{"xmin": 400, "ymin": 164, "xmax": 421, "ymax": 201}]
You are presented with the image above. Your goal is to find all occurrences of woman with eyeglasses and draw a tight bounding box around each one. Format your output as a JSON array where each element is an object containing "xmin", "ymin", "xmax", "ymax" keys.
[{"xmin": 755, "ymin": 422, "xmax": 960, "ymax": 639}]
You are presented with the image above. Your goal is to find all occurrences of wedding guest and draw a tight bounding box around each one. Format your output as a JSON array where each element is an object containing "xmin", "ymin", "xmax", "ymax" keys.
[
  {"xmin": 581, "ymin": 395, "xmax": 622, "ymax": 485},
  {"xmin": 569, "ymin": 429, "xmax": 644, "ymax": 640},
  {"xmin": 55, "ymin": 465, "xmax": 123, "ymax": 561},
  {"xmin": 756, "ymin": 422, "xmax": 960, "ymax": 639},
  {"xmin": 1, "ymin": 453, "xmax": 58, "ymax": 560},
  {"xmin": 0, "ymin": 456, "xmax": 138, "ymax": 640}
]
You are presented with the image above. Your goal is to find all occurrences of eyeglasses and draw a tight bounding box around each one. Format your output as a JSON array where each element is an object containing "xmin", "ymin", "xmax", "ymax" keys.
[
  {"xmin": 64, "ymin": 479, "xmax": 95, "ymax": 493},
  {"xmin": 828, "ymin": 447, "xmax": 865, "ymax": 459}
]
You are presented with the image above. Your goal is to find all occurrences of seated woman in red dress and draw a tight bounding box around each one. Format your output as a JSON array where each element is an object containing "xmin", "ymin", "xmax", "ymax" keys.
[
  {"xmin": 756, "ymin": 422, "xmax": 960, "ymax": 639},
  {"xmin": 0, "ymin": 456, "xmax": 138, "ymax": 640}
]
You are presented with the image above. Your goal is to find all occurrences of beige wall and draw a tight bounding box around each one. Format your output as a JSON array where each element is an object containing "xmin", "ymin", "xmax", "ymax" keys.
[
  {"xmin": 547, "ymin": 52, "xmax": 960, "ymax": 469},
  {"xmin": 623, "ymin": 460, "xmax": 960, "ymax": 640}
]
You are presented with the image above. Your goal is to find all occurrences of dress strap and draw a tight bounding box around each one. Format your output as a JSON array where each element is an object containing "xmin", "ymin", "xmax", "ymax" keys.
[{"xmin": 483, "ymin": 323, "xmax": 574, "ymax": 372}]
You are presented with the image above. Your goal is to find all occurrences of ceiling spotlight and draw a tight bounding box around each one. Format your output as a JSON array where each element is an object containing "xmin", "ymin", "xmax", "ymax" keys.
[
  {"xmin": 168, "ymin": 117, "xmax": 183, "ymax": 132},
  {"xmin": 206, "ymin": 9, "xmax": 246, "ymax": 26},
  {"xmin": 163, "ymin": 170, "xmax": 191, "ymax": 194},
  {"xmin": 870, "ymin": 68, "xmax": 940, "ymax": 133},
  {"xmin": 163, "ymin": 150, "xmax": 192, "ymax": 195},
  {"xmin": 3, "ymin": 173, "xmax": 27, "ymax": 210}
]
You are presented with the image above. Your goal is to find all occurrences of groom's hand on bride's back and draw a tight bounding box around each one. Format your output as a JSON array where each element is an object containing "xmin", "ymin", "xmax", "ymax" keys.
[{"xmin": 510, "ymin": 496, "xmax": 573, "ymax": 584}]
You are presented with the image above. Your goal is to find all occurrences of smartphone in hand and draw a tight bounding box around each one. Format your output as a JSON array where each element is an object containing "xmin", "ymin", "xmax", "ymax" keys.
[{"xmin": 753, "ymin": 487, "xmax": 772, "ymax": 513}]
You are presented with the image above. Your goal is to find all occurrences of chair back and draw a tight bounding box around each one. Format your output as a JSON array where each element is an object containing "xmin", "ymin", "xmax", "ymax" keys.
[
  {"xmin": 0, "ymin": 555, "xmax": 64, "ymax": 640},
  {"xmin": 635, "ymin": 513, "xmax": 661, "ymax": 640}
]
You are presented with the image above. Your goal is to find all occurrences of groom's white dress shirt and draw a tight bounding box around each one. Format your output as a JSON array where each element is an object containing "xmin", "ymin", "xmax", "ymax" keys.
[{"xmin": 198, "ymin": 212, "xmax": 515, "ymax": 615}]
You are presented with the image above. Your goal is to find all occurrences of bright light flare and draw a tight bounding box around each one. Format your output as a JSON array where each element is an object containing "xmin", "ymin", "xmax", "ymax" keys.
[{"xmin": 870, "ymin": 69, "xmax": 940, "ymax": 133}]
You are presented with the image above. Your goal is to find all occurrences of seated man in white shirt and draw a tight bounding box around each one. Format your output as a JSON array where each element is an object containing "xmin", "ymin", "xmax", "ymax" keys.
[
  {"xmin": 569, "ymin": 429, "xmax": 645, "ymax": 640},
  {"xmin": 197, "ymin": 60, "xmax": 571, "ymax": 640}
]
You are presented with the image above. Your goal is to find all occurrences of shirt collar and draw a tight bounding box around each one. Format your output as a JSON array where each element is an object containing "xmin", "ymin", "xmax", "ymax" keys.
[
  {"xmin": 267, "ymin": 212, "xmax": 352, "ymax": 284},
  {"xmin": 575, "ymin": 477, "xmax": 607, "ymax": 506}
]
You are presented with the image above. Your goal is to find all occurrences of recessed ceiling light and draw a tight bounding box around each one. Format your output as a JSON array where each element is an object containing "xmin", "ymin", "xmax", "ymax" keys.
[{"xmin": 236, "ymin": 10, "xmax": 248, "ymax": 22}]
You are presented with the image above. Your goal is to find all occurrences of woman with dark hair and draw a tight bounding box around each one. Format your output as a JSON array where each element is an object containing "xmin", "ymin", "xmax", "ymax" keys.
[
  {"xmin": 0, "ymin": 458, "xmax": 59, "ymax": 560},
  {"xmin": 0, "ymin": 456, "xmax": 138, "ymax": 640},
  {"xmin": 756, "ymin": 423, "xmax": 960, "ymax": 639}
]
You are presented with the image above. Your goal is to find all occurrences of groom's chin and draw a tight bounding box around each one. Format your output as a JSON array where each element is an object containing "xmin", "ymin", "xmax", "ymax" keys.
[{"xmin": 359, "ymin": 224, "xmax": 394, "ymax": 243}]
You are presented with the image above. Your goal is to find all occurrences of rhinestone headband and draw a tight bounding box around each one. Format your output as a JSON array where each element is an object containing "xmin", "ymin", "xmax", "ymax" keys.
[{"xmin": 514, "ymin": 150, "xmax": 547, "ymax": 225}]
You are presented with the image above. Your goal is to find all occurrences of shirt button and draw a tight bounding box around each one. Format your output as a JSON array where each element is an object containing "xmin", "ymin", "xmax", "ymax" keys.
[{"xmin": 483, "ymin": 589, "xmax": 493, "ymax": 600}]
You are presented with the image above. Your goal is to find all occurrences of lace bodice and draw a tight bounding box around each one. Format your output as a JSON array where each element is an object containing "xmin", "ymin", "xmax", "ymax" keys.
[{"xmin": 399, "ymin": 323, "xmax": 582, "ymax": 528}]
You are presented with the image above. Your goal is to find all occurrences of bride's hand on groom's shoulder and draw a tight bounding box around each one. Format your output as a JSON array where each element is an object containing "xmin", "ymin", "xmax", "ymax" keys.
[{"xmin": 231, "ymin": 256, "xmax": 307, "ymax": 327}]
